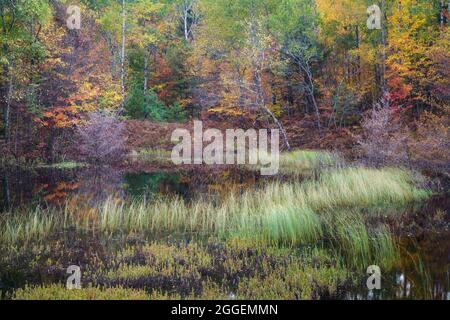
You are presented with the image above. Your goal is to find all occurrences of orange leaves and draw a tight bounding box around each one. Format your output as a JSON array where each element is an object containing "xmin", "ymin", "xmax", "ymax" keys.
[
  {"xmin": 36, "ymin": 103, "xmax": 82, "ymax": 129},
  {"xmin": 42, "ymin": 182, "xmax": 79, "ymax": 203}
]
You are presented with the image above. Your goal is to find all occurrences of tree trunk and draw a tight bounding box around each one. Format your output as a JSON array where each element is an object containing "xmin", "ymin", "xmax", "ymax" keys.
[
  {"xmin": 5, "ymin": 64, "xmax": 13, "ymax": 146},
  {"xmin": 299, "ymin": 62, "xmax": 321, "ymax": 129},
  {"xmin": 118, "ymin": 0, "xmax": 126, "ymax": 114},
  {"xmin": 380, "ymin": 0, "xmax": 389, "ymax": 105},
  {"xmin": 253, "ymin": 68, "xmax": 291, "ymax": 151},
  {"xmin": 144, "ymin": 45, "xmax": 149, "ymax": 96},
  {"xmin": 355, "ymin": 25, "xmax": 361, "ymax": 85},
  {"xmin": 184, "ymin": 8, "xmax": 189, "ymax": 41},
  {"xmin": 248, "ymin": 8, "xmax": 291, "ymax": 150}
]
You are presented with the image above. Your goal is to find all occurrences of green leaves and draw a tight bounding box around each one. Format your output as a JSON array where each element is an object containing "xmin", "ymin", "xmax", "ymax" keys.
[{"xmin": 125, "ymin": 82, "xmax": 186, "ymax": 122}]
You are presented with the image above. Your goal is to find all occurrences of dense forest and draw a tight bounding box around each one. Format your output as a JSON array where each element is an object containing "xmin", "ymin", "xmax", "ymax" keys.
[{"xmin": 0, "ymin": 0, "xmax": 448, "ymax": 167}]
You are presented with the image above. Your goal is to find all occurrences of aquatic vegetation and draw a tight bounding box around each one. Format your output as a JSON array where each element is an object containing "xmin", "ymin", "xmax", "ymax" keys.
[
  {"xmin": 104, "ymin": 242, "xmax": 212, "ymax": 281},
  {"xmin": 324, "ymin": 211, "xmax": 399, "ymax": 269},
  {"xmin": 303, "ymin": 167, "xmax": 429, "ymax": 210},
  {"xmin": 218, "ymin": 167, "xmax": 429, "ymax": 249},
  {"xmin": 14, "ymin": 285, "xmax": 151, "ymax": 300},
  {"xmin": 99, "ymin": 167, "xmax": 427, "ymax": 244},
  {"xmin": 237, "ymin": 262, "xmax": 348, "ymax": 300},
  {"xmin": 0, "ymin": 162, "xmax": 430, "ymax": 292},
  {"xmin": 278, "ymin": 150, "xmax": 342, "ymax": 173},
  {"xmin": 1, "ymin": 208, "xmax": 56, "ymax": 244},
  {"xmin": 230, "ymin": 205, "xmax": 324, "ymax": 245},
  {"xmin": 9, "ymin": 240, "xmax": 349, "ymax": 300},
  {"xmin": 0, "ymin": 167, "xmax": 430, "ymax": 247},
  {"xmin": 255, "ymin": 150, "xmax": 341, "ymax": 176}
]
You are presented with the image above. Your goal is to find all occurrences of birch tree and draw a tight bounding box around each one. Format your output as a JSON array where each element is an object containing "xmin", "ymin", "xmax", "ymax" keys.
[
  {"xmin": 270, "ymin": 0, "xmax": 322, "ymax": 129},
  {"xmin": 175, "ymin": 0, "xmax": 199, "ymax": 42}
]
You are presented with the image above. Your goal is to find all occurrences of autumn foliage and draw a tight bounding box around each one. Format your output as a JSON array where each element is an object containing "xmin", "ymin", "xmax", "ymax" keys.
[{"xmin": 0, "ymin": 0, "xmax": 448, "ymax": 167}]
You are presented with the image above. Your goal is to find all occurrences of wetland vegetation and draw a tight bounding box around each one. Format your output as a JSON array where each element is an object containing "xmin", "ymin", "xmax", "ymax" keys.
[
  {"xmin": 0, "ymin": 0, "xmax": 449, "ymax": 301},
  {"xmin": 1, "ymin": 150, "xmax": 448, "ymax": 300}
]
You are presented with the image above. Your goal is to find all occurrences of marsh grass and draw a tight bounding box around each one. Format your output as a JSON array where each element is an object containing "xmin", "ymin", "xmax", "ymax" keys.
[
  {"xmin": 1, "ymin": 207, "xmax": 56, "ymax": 244},
  {"xmin": 323, "ymin": 211, "xmax": 399, "ymax": 269},
  {"xmin": 229, "ymin": 205, "xmax": 324, "ymax": 245},
  {"xmin": 279, "ymin": 150, "xmax": 341, "ymax": 172},
  {"xmin": 39, "ymin": 161, "xmax": 86, "ymax": 170},
  {"xmin": 0, "ymin": 167, "xmax": 429, "ymax": 248},
  {"xmin": 0, "ymin": 151, "xmax": 430, "ymax": 270},
  {"xmin": 257, "ymin": 150, "xmax": 343, "ymax": 176}
]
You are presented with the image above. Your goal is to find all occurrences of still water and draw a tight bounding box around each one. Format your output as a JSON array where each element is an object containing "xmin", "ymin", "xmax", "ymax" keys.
[
  {"xmin": 0, "ymin": 166, "xmax": 448, "ymax": 300},
  {"xmin": 0, "ymin": 167, "xmax": 272, "ymax": 210}
]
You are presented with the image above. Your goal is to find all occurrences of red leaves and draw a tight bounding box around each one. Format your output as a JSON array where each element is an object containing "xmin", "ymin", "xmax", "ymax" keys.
[{"xmin": 387, "ymin": 75, "xmax": 413, "ymax": 112}]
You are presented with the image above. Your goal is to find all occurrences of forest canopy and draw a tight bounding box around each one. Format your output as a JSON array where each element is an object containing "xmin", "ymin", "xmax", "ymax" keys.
[{"xmin": 0, "ymin": 0, "xmax": 448, "ymax": 164}]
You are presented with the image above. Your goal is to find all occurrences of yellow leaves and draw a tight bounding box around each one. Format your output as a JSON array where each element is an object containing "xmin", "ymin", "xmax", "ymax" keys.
[
  {"xmin": 268, "ymin": 104, "xmax": 283, "ymax": 118},
  {"xmin": 207, "ymin": 106, "xmax": 245, "ymax": 117},
  {"xmin": 99, "ymin": 85, "xmax": 122, "ymax": 111},
  {"xmin": 317, "ymin": 0, "xmax": 366, "ymax": 27},
  {"xmin": 153, "ymin": 84, "xmax": 166, "ymax": 92}
]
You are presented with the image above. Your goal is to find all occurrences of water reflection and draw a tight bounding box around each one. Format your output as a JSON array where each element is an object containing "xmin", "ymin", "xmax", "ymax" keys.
[{"xmin": 0, "ymin": 167, "xmax": 270, "ymax": 210}]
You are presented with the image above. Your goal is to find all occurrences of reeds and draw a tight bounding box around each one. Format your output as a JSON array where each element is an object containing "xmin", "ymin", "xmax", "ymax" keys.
[
  {"xmin": 0, "ymin": 166, "xmax": 430, "ymax": 275},
  {"xmin": 279, "ymin": 150, "xmax": 340, "ymax": 171},
  {"xmin": 324, "ymin": 211, "xmax": 399, "ymax": 269},
  {"xmin": 1, "ymin": 207, "xmax": 56, "ymax": 244}
]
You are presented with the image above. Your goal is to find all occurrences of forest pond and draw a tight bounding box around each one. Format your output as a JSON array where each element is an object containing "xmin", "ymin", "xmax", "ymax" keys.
[{"xmin": 0, "ymin": 166, "xmax": 449, "ymax": 300}]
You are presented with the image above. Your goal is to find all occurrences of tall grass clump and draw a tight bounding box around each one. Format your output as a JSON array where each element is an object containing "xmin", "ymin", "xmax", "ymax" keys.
[
  {"xmin": 302, "ymin": 167, "xmax": 430, "ymax": 211},
  {"xmin": 0, "ymin": 207, "xmax": 56, "ymax": 244},
  {"xmin": 258, "ymin": 150, "xmax": 342, "ymax": 175},
  {"xmin": 279, "ymin": 150, "xmax": 341, "ymax": 171},
  {"xmin": 230, "ymin": 205, "xmax": 323, "ymax": 245},
  {"xmin": 324, "ymin": 211, "xmax": 399, "ymax": 269},
  {"xmin": 95, "ymin": 196, "xmax": 219, "ymax": 235}
]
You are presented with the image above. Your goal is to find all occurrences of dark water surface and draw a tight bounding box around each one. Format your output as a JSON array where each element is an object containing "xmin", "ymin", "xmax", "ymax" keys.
[
  {"xmin": 0, "ymin": 166, "xmax": 273, "ymax": 210},
  {"xmin": 0, "ymin": 166, "xmax": 448, "ymax": 300}
]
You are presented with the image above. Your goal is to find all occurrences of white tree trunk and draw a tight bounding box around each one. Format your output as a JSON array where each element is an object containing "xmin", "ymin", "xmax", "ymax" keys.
[
  {"xmin": 248, "ymin": 9, "xmax": 291, "ymax": 150},
  {"xmin": 119, "ymin": 0, "xmax": 126, "ymax": 113}
]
